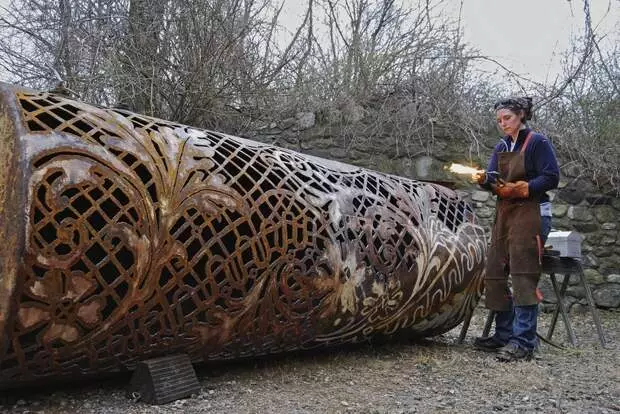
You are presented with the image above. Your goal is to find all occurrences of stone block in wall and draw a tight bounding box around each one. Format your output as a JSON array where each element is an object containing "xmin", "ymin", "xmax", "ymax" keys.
[
  {"xmin": 456, "ymin": 190, "xmax": 470, "ymax": 200},
  {"xmin": 585, "ymin": 231, "xmax": 618, "ymax": 247},
  {"xmin": 583, "ymin": 254, "xmax": 599, "ymax": 268},
  {"xmin": 566, "ymin": 285, "xmax": 586, "ymax": 298},
  {"xmin": 280, "ymin": 117, "xmax": 296, "ymax": 129},
  {"xmin": 475, "ymin": 206, "xmax": 495, "ymax": 219},
  {"xmin": 567, "ymin": 274, "xmax": 582, "ymax": 286},
  {"xmin": 281, "ymin": 134, "xmax": 301, "ymax": 145},
  {"xmin": 573, "ymin": 222, "xmax": 599, "ymax": 233},
  {"xmin": 552, "ymin": 204, "xmax": 568, "ymax": 218},
  {"xmin": 306, "ymin": 148, "xmax": 341, "ymax": 161},
  {"xmin": 295, "ymin": 112, "xmax": 316, "ymax": 130},
  {"xmin": 348, "ymin": 149, "xmax": 371, "ymax": 161},
  {"xmin": 561, "ymin": 163, "xmax": 582, "ymax": 178},
  {"xmin": 593, "ymin": 284, "xmax": 620, "ymax": 308},
  {"xmin": 414, "ymin": 156, "xmax": 434, "ymax": 178},
  {"xmin": 594, "ymin": 205, "xmax": 617, "ymax": 223},
  {"xmin": 598, "ymin": 255, "xmax": 620, "ymax": 275},
  {"xmin": 333, "ymin": 148, "xmax": 351, "ymax": 159},
  {"xmin": 600, "ymin": 232, "xmax": 618, "ymax": 245},
  {"xmin": 593, "ymin": 247, "xmax": 613, "ymax": 258},
  {"xmin": 602, "ymin": 222, "xmax": 617, "ymax": 230},
  {"xmin": 571, "ymin": 302, "xmax": 590, "ymax": 314},
  {"xmin": 584, "ymin": 232, "xmax": 601, "ymax": 245},
  {"xmin": 567, "ymin": 206, "xmax": 594, "ymax": 221},
  {"xmin": 566, "ymin": 296, "xmax": 580, "ymax": 309},
  {"xmin": 471, "ymin": 191, "xmax": 489, "ymax": 202},
  {"xmin": 586, "ymin": 195, "xmax": 613, "ymax": 205},
  {"xmin": 485, "ymin": 198, "xmax": 497, "ymax": 207},
  {"xmin": 253, "ymin": 128, "xmax": 281, "ymax": 138},
  {"xmin": 606, "ymin": 274, "xmax": 620, "ymax": 283},
  {"xmin": 551, "ymin": 217, "xmax": 570, "ymax": 231},
  {"xmin": 540, "ymin": 296, "xmax": 578, "ymax": 311},
  {"xmin": 558, "ymin": 186, "xmax": 585, "ymax": 204},
  {"xmin": 301, "ymin": 137, "xmax": 335, "ymax": 150},
  {"xmin": 612, "ymin": 198, "xmax": 620, "ymax": 210},
  {"xmin": 583, "ymin": 268, "xmax": 605, "ymax": 285},
  {"xmin": 317, "ymin": 108, "xmax": 343, "ymax": 124}
]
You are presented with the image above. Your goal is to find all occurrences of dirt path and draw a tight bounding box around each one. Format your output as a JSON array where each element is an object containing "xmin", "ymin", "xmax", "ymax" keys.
[{"xmin": 2, "ymin": 307, "xmax": 619, "ymax": 414}]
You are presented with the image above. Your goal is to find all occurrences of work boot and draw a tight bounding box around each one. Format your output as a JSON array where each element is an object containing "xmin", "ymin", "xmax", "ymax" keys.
[
  {"xmin": 474, "ymin": 309, "xmax": 513, "ymax": 352},
  {"xmin": 473, "ymin": 336, "xmax": 506, "ymax": 352},
  {"xmin": 496, "ymin": 343, "xmax": 534, "ymax": 362}
]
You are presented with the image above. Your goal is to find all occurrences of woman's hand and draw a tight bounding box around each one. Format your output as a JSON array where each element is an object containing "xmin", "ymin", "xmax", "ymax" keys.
[
  {"xmin": 496, "ymin": 180, "xmax": 529, "ymax": 199},
  {"xmin": 472, "ymin": 171, "xmax": 486, "ymax": 184}
]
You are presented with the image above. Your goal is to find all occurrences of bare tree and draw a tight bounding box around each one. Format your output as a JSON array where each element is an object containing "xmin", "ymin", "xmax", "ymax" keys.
[
  {"xmin": 2, "ymin": 0, "xmax": 616, "ymax": 194},
  {"xmin": 526, "ymin": 0, "xmax": 620, "ymax": 193},
  {"xmin": 538, "ymin": 36, "xmax": 619, "ymax": 192},
  {"xmin": 0, "ymin": 0, "xmax": 312, "ymax": 132},
  {"xmin": 277, "ymin": 0, "xmax": 499, "ymax": 160},
  {"xmin": 115, "ymin": 0, "xmax": 166, "ymax": 114},
  {"xmin": 0, "ymin": 0, "xmax": 127, "ymax": 104}
]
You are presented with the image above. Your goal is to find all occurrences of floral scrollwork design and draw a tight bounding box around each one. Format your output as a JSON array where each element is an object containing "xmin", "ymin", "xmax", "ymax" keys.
[{"xmin": 17, "ymin": 270, "xmax": 103, "ymax": 344}]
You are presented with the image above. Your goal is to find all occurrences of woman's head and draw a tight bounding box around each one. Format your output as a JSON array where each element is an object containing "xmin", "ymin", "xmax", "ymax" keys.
[{"xmin": 493, "ymin": 97, "xmax": 533, "ymax": 138}]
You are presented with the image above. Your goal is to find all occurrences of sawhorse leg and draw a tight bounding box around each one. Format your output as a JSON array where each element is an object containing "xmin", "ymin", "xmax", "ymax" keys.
[
  {"xmin": 457, "ymin": 308, "xmax": 496, "ymax": 343},
  {"xmin": 457, "ymin": 307, "xmax": 497, "ymax": 343},
  {"xmin": 576, "ymin": 262, "xmax": 607, "ymax": 347},
  {"xmin": 457, "ymin": 308, "xmax": 473, "ymax": 344},
  {"xmin": 482, "ymin": 310, "xmax": 496, "ymax": 337},
  {"xmin": 547, "ymin": 272, "xmax": 577, "ymax": 345}
]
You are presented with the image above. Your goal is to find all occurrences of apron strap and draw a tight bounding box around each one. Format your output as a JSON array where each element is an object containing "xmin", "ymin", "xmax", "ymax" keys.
[{"xmin": 519, "ymin": 131, "xmax": 534, "ymax": 154}]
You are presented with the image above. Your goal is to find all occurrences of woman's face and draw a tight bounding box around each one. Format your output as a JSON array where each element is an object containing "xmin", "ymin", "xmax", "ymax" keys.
[{"xmin": 495, "ymin": 108, "xmax": 523, "ymax": 137}]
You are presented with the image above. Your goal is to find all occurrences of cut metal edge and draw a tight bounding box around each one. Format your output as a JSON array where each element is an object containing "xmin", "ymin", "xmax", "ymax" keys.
[{"xmin": 0, "ymin": 84, "xmax": 27, "ymax": 364}]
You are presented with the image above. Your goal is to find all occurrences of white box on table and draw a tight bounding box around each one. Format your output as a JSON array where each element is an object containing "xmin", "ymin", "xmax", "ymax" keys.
[{"xmin": 546, "ymin": 231, "xmax": 583, "ymax": 258}]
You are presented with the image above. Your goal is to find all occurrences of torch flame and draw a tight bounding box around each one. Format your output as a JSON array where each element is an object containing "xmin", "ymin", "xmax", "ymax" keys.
[{"xmin": 447, "ymin": 163, "xmax": 485, "ymax": 175}]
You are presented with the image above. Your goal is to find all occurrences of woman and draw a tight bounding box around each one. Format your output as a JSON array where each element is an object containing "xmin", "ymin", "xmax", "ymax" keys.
[{"xmin": 473, "ymin": 97, "xmax": 560, "ymax": 362}]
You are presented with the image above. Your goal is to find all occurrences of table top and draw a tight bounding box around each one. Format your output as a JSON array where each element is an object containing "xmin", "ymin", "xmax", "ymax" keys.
[{"xmin": 542, "ymin": 254, "xmax": 582, "ymax": 274}]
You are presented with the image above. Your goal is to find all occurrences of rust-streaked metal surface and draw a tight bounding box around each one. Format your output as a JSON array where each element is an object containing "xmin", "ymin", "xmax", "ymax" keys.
[{"xmin": 0, "ymin": 83, "xmax": 486, "ymax": 389}]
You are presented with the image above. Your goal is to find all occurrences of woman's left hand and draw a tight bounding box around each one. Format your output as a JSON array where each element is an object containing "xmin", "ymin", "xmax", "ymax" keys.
[{"xmin": 496, "ymin": 180, "xmax": 529, "ymax": 199}]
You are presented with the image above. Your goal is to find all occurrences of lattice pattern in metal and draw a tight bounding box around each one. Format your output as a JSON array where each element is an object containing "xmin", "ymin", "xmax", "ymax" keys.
[{"xmin": 0, "ymin": 87, "xmax": 486, "ymax": 388}]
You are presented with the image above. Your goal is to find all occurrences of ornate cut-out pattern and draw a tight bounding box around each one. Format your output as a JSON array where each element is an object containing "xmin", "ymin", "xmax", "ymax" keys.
[{"xmin": 0, "ymin": 89, "xmax": 486, "ymax": 387}]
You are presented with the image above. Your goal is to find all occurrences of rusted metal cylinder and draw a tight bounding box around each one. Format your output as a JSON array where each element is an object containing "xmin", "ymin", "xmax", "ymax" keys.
[{"xmin": 0, "ymin": 83, "xmax": 486, "ymax": 388}]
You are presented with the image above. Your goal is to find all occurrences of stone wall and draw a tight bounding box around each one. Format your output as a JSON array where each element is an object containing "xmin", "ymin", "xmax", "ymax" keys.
[{"xmin": 248, "ymin": 112, "xmax": 620, "ymax": 309}]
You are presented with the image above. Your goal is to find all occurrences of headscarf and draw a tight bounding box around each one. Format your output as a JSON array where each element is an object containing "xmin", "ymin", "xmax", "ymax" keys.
[{"xmin": 493, "ymin": 97, "xmax": 533, "ymax": 121}]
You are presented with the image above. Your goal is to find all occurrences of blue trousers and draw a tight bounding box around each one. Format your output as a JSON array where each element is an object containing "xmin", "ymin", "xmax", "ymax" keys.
[{"xmin": 492, "ymin": 216, "xmax": 551, "ymax": 350}]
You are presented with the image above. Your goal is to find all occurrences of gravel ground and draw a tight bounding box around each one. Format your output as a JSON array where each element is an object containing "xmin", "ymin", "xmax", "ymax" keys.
[{"xmin": 1, "ymin": 307, "xmax": 618, "ymax": 414}]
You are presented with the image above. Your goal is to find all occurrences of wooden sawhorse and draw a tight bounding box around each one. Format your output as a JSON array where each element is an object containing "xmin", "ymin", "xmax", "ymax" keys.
[{"xmin": 458, "ymin": 254, "xmax": 607, "ymax": 347}]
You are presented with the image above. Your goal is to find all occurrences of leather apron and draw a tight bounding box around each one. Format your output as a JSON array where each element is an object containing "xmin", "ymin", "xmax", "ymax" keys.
[{"xmin": 484, "ymin": 131, "xmax": 543, "ymax": 311}]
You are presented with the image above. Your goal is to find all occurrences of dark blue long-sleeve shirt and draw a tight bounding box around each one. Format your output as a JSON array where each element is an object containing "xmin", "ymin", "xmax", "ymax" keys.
[{"xmin": 481, "ymin": 128, "xmax": 560, "ymax": 203}]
